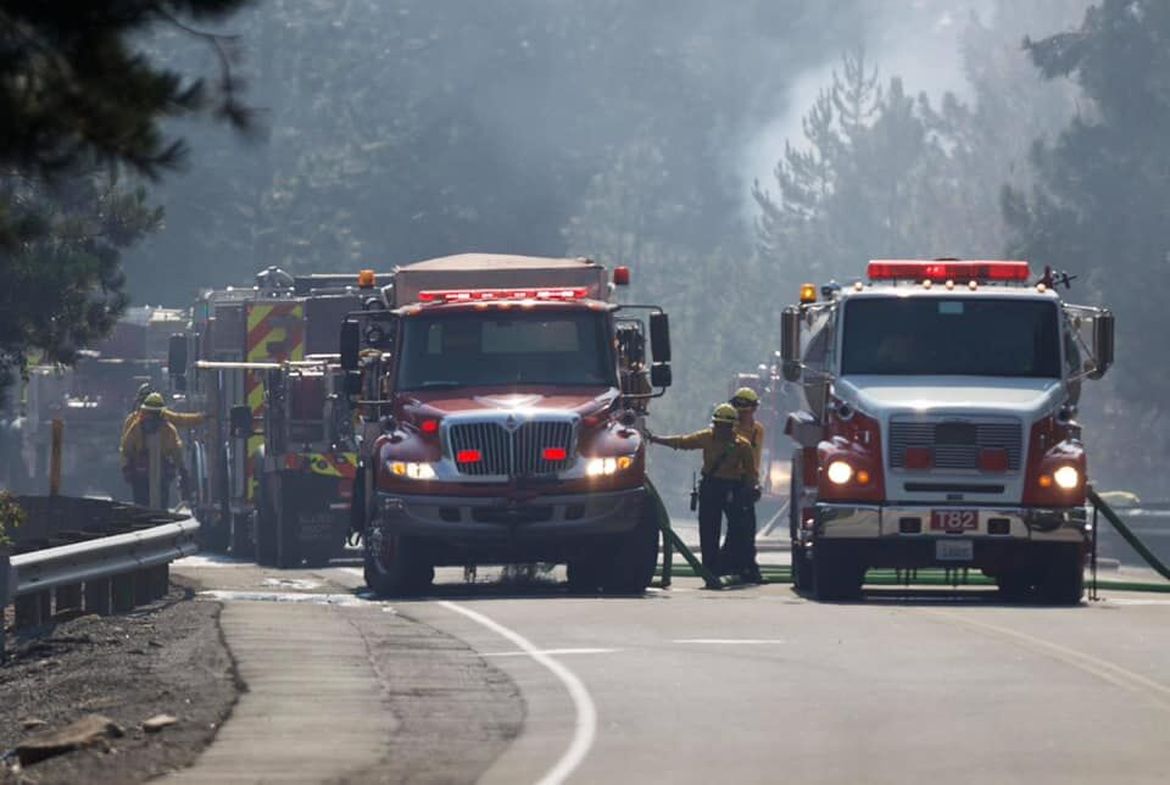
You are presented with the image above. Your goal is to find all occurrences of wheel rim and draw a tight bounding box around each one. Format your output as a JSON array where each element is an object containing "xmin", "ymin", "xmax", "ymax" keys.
[{"xmin": 367, "ymin": 525, "xmax": 396, "ymax": 576}]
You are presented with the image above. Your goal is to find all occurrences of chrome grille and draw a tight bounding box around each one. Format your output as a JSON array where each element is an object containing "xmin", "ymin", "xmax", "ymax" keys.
[
  {"xmin": 888, "ymin": 418, "xmax": 1022, "ymax": 471},
  {"xmin": 447, "ymin": 419, "xmax": 576, "ymax": 476}
]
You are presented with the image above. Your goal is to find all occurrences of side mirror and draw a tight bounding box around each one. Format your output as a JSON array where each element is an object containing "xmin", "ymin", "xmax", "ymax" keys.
[
  {"xmin": 229, "ymin": 404, "xmax": 253, "ymax": 438},
  {"xmin": 340, "ymin": 319, "xmax": 360, "ymax": 371},
  {"xmin": 649, "ymin": 312, "xmax": 671, "ymax": 363},
  {"xmin": 650, "ymin": 363, "xmax": 672, "ymax": 388},
  {"xmin": 1089, "ymin": 309, "xmax": 1114, "ymax": 380},
  {"xmin": 781, "ymin": 307, "xmax": 802, "ymax": 382},
  {"xmin": 167, "ymin": 334, "xmax": 188, "ymax": 378}
]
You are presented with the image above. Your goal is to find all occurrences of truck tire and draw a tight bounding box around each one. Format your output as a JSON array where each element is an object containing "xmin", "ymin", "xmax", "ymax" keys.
[
  {"xmin": 197, "ymin": 511, "xmax": 229, "ymax": 553},
  {"xmin": 1036, "ymin": 544, "xmax": 1085, "ymax": 605},
  {"xmin": 995, "ymin": 570, "xmax": 1035, "ymax": 601},
  {"xmin": 274, "ymin": 503, "xmax": 301, "ymax": 569},
  {"xmin": 813, "ymin": 544, "xmax": 864, "ymax": 601},
  {"xmin": 254, "ymin": 480, "xmax": 277, "ymax": 566},
  {"xmin": 792, "ymin": 545, "xmax": 816, "ymax": 592},
  {"xmin": 567, "ymin": 553, "xmax": 604, "ymax": 594},
  {"xmin": 789, "ymin": 450, "xmax": 816, "ymax": 592},
  {"xmin": 598, "ymin": 494, "xmax": 660, "ymax": 594},
  {"xmin": 230, "ymin": 510, "xmax": 255, "ymax": 560},
  {"xmin": 363, "ymin": 522, "xmax": 433, "ymax": 597}
]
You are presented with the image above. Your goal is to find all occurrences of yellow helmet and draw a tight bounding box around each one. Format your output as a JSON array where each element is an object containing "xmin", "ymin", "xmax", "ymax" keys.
[
  {"xmin": 141, "ymin": 392, "xmax": 165, "ymax": 410},
  {"xmin": 711, "ymin": 403, "xmax": 738, "ymax": 424},
  {"xmin": 731, "ymin": 386, "xmax": 760, "ymax": 407}
]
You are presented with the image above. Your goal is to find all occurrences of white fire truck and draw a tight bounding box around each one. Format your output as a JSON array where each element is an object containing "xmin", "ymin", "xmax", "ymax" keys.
[{"xmin": 780, "ymin": 260, "xmax": 1114, "ymax": 603}]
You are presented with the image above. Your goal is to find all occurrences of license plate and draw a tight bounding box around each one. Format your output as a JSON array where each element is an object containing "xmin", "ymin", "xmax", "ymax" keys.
[
  {"xmin": 936, "ymin": 539, "xmax": 974, "ymax": 562},
  {"xmin": 931, "ymin": 509, "xmax": 978, "ymax": 532}
]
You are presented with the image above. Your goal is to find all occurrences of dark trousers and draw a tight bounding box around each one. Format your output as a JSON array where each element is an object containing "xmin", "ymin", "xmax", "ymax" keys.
[
  {"xmin": 129, "ymin": 471, "xmax": 171, "ymax": 509},
  {"xmin": 723, "ymin": 498, "xmax": 760, "ymax": 576},
  {"xmin": 698, "ymin": 478, "xmax": 747, "ymax": 576}
]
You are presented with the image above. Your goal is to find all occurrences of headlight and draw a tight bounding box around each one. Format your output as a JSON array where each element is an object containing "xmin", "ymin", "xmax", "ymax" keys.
[
  {"xmin": 585, "ymin": 455, "xmax": 634, "ymax": 477},
  {"xmin": 1052, "ymin": 465, "xmax": 1079, "ymax": 490},
  {"xmin": 389, "ymin": 461, "xmax": 436, "ymax": 480},
  {"xmin": 826, "ymin": 460, "xmax": 853, "ymax": 485}
]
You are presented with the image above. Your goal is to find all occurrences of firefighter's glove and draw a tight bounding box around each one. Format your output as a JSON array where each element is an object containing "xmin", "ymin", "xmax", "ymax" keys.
[{"xmin": 752, "ymin": 486, "xmax": 762, "ymax": 504}]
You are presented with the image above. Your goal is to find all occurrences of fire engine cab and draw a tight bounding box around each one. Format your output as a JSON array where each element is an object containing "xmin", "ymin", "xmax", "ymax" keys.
[
  {"xmin": 341, "ymin": 254, "xmax": 672, "ymax": 596},
  {"xmin": 780, "ymin": 259, "xmax": 1114, "ymax": 603}
]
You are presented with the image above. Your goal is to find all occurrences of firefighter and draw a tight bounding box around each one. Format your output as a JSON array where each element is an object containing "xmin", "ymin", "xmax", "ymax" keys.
[
  {"xmin": 647, "ymin": 403, "xmax": 758, "ymax": 581},
  {"xmin": 723, "ymin": 387, "xmax": 765, "ymax": 583},
  {"xmin": 121, "ymin": 384, "xmax": 204, "ymax": 440},
  {"xmin": 120, "ymin": 393, "xmax": 184, "ymax": 508}
]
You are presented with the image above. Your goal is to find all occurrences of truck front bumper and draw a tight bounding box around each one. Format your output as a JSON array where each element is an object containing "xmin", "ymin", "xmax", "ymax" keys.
[
  {"xmin": 811, "ymin": 503, "xmax": 1087, "ymax": 542},
  {"xmin": 374, "ymin": 487, "xmax": 646, "ymax": 563},
  {"xmin": 803, "ymin": 502, "xmax": 1088, "ymax": 570}
]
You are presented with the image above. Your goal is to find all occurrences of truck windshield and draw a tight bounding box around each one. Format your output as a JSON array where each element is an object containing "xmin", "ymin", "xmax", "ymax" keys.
[
  {"xmin": 841, "ymin": 297, "xmax": 1061, "ymax": 378},
  {"xmin": 396, "ymin": 311, "xmax": 616, "ymax": 389}
]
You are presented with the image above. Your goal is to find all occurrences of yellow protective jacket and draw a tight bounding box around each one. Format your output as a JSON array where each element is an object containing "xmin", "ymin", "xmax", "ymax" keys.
[
  {"xmin": 734, "ymin": 420, "xmax": 765, "ymax": 481},
  {"xmin": 121, "ymin": 408, "xmax": 204, "ymax": 440},
  {"xmin": 656, "ymin": 429, "xmax": 757, "ymax": 483},
  {"xmin": 120, "ymin": 416, "xmax": 184, "ymax": 470}
]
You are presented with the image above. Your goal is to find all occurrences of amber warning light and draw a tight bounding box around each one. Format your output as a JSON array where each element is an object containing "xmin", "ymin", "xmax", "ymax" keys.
[
  {"xmin": 867, "ymin": 260, "xmax": 1031, "ymax": 283},
  {"xmin": 358, "ymin": 269, "xmax": 376, "ymax": 288}
]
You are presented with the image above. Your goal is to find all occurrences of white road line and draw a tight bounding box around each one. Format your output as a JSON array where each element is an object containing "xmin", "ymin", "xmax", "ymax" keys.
[
  {"xmin": 673, "ymin": 638, "xmax": 785, "ymax": 645},
  {"xmin": 481, "ymin": 648, "xmax": 620, "ymax": 658},
  {"xmin": 438, "ymin": 600, "xmax": 597, "ymax": 785}
]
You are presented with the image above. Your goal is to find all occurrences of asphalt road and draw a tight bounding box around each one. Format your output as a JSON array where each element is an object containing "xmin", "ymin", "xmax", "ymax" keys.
[{"xmin": 173, "ymin": 558, "xmax": 1170, "ymax": 785}]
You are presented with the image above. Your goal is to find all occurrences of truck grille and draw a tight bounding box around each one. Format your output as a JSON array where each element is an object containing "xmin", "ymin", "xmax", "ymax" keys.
[
  {"xmin": 888, "ymin": 418, "xmax": 1022, "ymax": 471},
  {"xmin": 447, "ymin": 419, "xmax": 576, "ymax": 476}
]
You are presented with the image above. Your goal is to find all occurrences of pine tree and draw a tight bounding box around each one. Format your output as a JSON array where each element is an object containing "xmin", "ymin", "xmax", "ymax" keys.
[
  {"xmin": 0, "ymin": 0, "xmax": 254, "ymax": 404},
  {"xmin": 1004, "ymin": 0, "xmax": 1170, "ymax": 487}
]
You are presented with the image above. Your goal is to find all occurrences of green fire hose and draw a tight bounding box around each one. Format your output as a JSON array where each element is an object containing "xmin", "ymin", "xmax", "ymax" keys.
[{"xmin": 645, "ymin": 479, "xmax": 722, "ymax": 589}]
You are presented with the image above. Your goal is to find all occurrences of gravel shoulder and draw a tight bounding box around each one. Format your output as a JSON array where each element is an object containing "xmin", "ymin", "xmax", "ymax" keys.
[{"xmin": 0, "ymin": 577, "xmax": 238, "ymax": 785}]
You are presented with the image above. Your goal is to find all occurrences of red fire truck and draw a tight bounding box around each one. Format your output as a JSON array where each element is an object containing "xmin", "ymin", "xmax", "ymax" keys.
[
  {"xmin": 780, "ymin": 260, "xmax": 1113, "ymax": 603},
  {"xmin": 341, "ymin": 254, "xmax": 672, "ymax": 596},
  {"xmin": 178, "ymin": 268, "xmax": 375, "ymax": 565}
]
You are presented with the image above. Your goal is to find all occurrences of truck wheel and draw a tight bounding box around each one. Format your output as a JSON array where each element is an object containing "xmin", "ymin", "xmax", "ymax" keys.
[
  {"xmin": 231, "ymin": 510, "xmax": 255, "ymax": 560},
  {"xmin": 363, "ymin": 523, "xmax": 433, "ymax": 597},
  {"xmin": 813, "ymin": 545, "xmax": 864, "ymax": 601},
  {"xmin": 598, "ymin": 495, "xmax": 660, "ymax": 594},
  {"xmin": 994, "ymin": 570, "xmax": 1035, "ymax": 601},
  {"xmin": 274, "ymin": 505, "xmax": 301, "ymax": 569},
  {"xmin": 1036, "ymin": 545, "xmax": 1085, "ymax": 605},
  {"xmin": 567, "ymin": 555, "xmax": 603, "ymax": 594},
  {"xmin": 792, "ymin": 545, "xmax": 816, "ymax": 592},
  {"xmin": 254, "ymin": 481, "xmax": 277, "ymax": 566},
  {"xmin": 197, "ymin": 512, "xmax": 229, "ymax": 553}
]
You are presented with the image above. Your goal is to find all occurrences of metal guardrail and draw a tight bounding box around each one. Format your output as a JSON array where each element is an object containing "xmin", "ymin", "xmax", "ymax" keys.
[
  {"xmin": 1, "ymin": 497, "xmax": 200, "ymax": 659},
  {"xmin": 13, "ymin": 518, "xmax": 198, "ymax": 595}
]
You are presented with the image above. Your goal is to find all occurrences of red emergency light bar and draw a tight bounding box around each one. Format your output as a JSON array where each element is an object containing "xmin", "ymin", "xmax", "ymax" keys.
[
  {"xmin": 456, "ymin": 449, "xmax": 482, "ymax": 463},
  {"xmin": 867, "ymin": 260, "xmax": 1031, "ymax": 283},
  {"xmin": 418, "ymin": 287, "xmax": 590, "ymax": 303},
  {"xmin": 542, "ymin": 447, "xmax": 568, "ymax": 461}
]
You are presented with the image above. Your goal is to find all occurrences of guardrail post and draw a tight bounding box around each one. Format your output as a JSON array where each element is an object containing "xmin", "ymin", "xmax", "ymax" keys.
[
  {"xmin": 134, "ymin": 568, "xmax": 155, "ymax": 606},
  {"xmin": 14, "ymin": 590, "xmax": 49, "ymax": 628},
  {"xmin": 111, "ymin": 573, "xmax": 135, "ymax": 612},
  {"xmin": 55, "ymin": 583, "xmax": 82, "ymax": 612},
  {"xmin": 151, "ymin": 564, "xmax": 170, "ymax": 599},
  {"xmin": 49, "ymin": 419, "xmax": 63, "ymax": 496},
  {"xmin": 85, "ymin": 578, "xmax": 112, "ymax": 615},
  {"xmin": 0, "ymin": 549, "xmax": 10, "ymax": 660}
]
